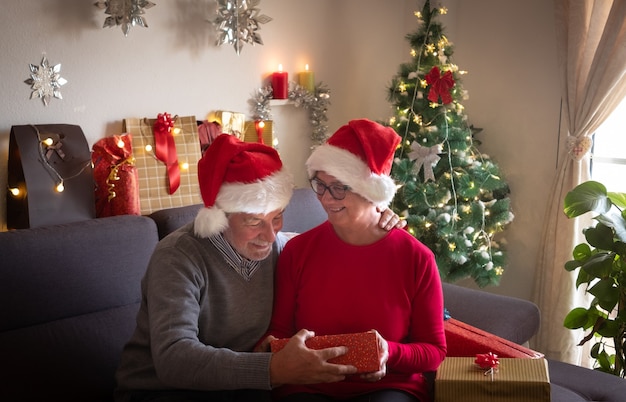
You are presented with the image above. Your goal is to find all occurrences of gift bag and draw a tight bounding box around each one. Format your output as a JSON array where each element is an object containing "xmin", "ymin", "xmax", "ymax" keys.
[
  {"xmin": 123, "ymin": 115, "xmax": 203, "ymax": 215},
  {"xmin": 6, "ymin": 124, "xmax": 95, "ymax": 229},
  {"xmin": 92, "ymin": 133, "xmax": 140, "ymax": 217}
]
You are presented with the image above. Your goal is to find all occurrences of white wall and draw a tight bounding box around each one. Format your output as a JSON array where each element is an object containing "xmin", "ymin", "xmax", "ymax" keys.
[{"xmin": 0, "ymin": 0, "xmax": 561, "ymax": 303}]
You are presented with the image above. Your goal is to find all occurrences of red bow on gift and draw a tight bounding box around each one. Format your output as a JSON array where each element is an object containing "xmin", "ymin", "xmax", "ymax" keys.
[
  {"xmin": 475, "ymin": 352, "xmax": 500, "ymax": 369},
  {"xmin": 425, "ymin": 66, "xmax": 455, "ymax": 104},
  {"xmin": 153, "ymin": 112, "xmax": 180, "ymax": 194}
]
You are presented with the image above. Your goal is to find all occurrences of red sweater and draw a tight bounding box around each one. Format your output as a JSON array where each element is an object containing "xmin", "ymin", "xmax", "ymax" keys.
[{"xmin": 268, "ymin": 221, "xmax": 446, "ymax": 401}]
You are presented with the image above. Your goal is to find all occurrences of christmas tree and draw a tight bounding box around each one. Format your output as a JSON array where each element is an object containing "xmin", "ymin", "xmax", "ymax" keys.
[{"xmin": 387, "ymin": 0, "xmax": 514, "ymax": 287}]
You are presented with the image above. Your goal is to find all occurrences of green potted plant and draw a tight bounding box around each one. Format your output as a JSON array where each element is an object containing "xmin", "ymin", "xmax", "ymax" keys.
[{"xmin": 562, "ymin": 180, "xmax": 626, "ymax": 377}]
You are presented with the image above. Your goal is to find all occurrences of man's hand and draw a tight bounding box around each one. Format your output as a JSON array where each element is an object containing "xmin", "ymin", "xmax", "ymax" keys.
[
  {"xmin": 269, "ymin": 329, "xmax": 357, "ymax": 387},
  {"xmin": 377, "ymin": 207, "xmax": 407, "ymax": 231}
]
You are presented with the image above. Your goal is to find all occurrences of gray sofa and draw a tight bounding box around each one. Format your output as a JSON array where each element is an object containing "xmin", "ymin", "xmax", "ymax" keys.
[{"xmin": 1, "ymin": 188, "xmax": 624, "ymax": 401}]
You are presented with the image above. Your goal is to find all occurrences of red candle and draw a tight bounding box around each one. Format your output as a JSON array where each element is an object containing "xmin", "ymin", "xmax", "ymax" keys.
[{"xmin": 272, "ymin": 64, "xmax": 288, "ymax": 99}]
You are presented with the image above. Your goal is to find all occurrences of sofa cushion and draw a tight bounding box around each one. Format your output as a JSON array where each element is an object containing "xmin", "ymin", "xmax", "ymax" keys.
[
  {"xmin": 0, "ymin": 215, "xmax": 159, "ymax": 402},
  {"xmin": 0, "ymin": 215, "xmax": 158, "ymax": 331}
]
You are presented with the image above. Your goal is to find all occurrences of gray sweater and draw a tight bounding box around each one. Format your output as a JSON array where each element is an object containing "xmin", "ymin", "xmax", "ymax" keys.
[{"xmin": 115, "ymin": 223, "xmax": 290, "ymax": 400}]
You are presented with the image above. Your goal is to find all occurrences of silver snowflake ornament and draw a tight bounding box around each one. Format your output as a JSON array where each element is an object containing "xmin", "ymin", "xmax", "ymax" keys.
[
  {"xmin": 215, "ymin": 0, "xmax": 272, "ymax": 55},
  {"xmin": 95, "ymin": 0, "xmax": 156, "ymax": 37},
  {"xmin": 24, "ymin": 57, "xmax": 68, "ymax": 106}
]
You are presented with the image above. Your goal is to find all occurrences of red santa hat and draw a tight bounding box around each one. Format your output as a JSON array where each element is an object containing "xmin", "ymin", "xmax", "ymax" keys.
[
  {"xmin": 306, "ymin": 119, "xmax": 400, "ymax": 207},
  {"xmin": 194, "ymin": 134, "xmax": 293, "ymax": 238}
]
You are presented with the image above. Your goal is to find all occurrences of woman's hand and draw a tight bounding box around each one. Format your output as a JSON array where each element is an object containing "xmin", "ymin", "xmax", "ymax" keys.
[
  {"xmin": 377, "ymin": 207, "xmax": 407, "ymax": 231},
  {"xmin": 360, "ymin": 329, "xmax": 389, "ymax": 382}
]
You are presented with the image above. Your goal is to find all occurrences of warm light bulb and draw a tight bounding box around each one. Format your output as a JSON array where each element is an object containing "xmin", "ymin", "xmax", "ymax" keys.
[
  {"xmin": 172, "ymin": 127, "xmax": 181, "ymax": 135},
  {"xmin": 56, "ymin": 182, "xmax": 65, "ymax": 192},
  {"xmin": 273, "ymin": 138, "xmax": 279, "ymax": 147},
  {"xmin": 43, "ymin": 137, "xmax": 54, "ymax": 146},
  {"xmin": 145, "ymin": 144, "xmax": 153, "ymax": 152},
  {"xmin": 117, "ymin": 139, "xmax": 125, "ymax": 148},
  {"xmin": 181, "ymin": 162, "xmax": 189, "ymax": 170},
  {"xmin": 9, "ymin": 187, "xmax": 20, "ymax": 196},
  {"xmin": 258, "ymin": 121, "xmax": 265, "ymax": 129}
]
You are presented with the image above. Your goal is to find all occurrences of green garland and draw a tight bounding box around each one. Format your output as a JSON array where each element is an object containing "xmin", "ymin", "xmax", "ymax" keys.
[{"xmin": 249, "ymin": 83, "xmax": 331, "ymax": 146}]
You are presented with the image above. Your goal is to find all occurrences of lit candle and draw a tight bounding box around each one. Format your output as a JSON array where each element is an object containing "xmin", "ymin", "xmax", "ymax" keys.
[
  {"xmin": 299, "ymin": 64, "xmax": 315, "ymax": 93},
  {"xmin": 271, "ymin": 64, "xmax": 288, "ymax": 99}
]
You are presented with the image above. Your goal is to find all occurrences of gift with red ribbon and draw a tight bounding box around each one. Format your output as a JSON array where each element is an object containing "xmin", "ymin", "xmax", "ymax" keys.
[
  {"xmin": 435, "ymin": 357, "xmax": 550, "ymax": 402},
  {"xmin": 425, "ymin": 66, "xmax": 455, "ymax": 104},
  {"xmin": 92, "ymin": 133, "xmax": 140, "ymax": 217},
  {"xmin": 123, "ymin": 115, "xmax": 203, "ymax": 215}
]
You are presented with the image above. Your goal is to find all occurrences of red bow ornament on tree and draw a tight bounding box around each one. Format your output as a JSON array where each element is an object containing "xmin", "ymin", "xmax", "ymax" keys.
[
  {"xmin": 153, "ymin": 112, "xmax": 181, "ymax": 194},
  {"xmin": 425, "ymin": 66, "xmax": 455, "ymax": 104}
]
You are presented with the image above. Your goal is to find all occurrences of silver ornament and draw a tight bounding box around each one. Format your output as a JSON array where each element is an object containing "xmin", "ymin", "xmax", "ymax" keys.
[
  {"xmin": 95, "ymin": 0, "xmax": 156, "ymax": 37},
  {"xmin": 24, "ymin": 57, "xmax": 68, "ymax": 106},
  {"xmin": 214, "ymin": 0, "xmax": 272, "ymax": 55}
]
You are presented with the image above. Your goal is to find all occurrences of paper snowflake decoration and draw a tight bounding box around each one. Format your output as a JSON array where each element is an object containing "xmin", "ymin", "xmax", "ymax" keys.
[
  {"xmin": 215, "ymin": 0, "xmax": 272, "ymax": 55},
  {"xmin": 95, "ymin": 0, "xmax": 155, "ymax": 36},
  {"xmin": 24, "ymin": 57, "xmax": 68, "ymax": 106}
]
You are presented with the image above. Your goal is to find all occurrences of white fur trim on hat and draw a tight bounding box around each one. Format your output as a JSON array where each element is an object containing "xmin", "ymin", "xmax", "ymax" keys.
[
  {"xmin": 306, "ymin": 144, "xmax": 396, "ymax": 207},
  {"xmin": 194, "ymin": 168, "xmax": 294, "ymax": 238}
]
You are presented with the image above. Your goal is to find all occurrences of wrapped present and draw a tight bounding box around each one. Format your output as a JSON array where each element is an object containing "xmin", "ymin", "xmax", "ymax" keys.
[
  {"xmin": 207, "ymin": 110, "xmax": 245, "ymax": 140},
  {"xmin": 92, "ymin": 134, "xmax": 140, "ymax": 217},
  {"xmin": 271, "ymin": 332, "xmax": 380, "ymax": 373},
  {"xmin": 243, "ymin": 120, "xmax": 274, "ymax": 146},
  {"xmin": 197, "ymin": 120, "xmax": 222, "ymax": 154},
  {"xmin": 435, "ymin": 357, "xmax": 550, "ymax": 402},
  {"xmin": 123, "ymin": 115, "xmax": 203, "ymax": 215},
  {"xmin": 445, "ymin": 318, "xmax": 544, "ymax": 359}
]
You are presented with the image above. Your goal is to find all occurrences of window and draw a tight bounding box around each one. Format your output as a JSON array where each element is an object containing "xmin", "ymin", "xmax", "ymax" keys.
[{"xmin": 591, "ymin": 96, "xmax": 626, "ymax": 193}]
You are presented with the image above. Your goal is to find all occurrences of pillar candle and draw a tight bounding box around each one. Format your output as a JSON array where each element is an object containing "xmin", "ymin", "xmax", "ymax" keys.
[
  {"xmin": 271, "ymin": 64, "xmax": 288, "ymax": 99},
  {"xmin": 299, "ymin": 64, "xmax": 315, "ymax": 93}
]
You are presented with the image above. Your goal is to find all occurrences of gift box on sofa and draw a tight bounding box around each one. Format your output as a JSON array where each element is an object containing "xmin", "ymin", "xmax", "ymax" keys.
[
  {"xmin": 435, "ymin": 357, "xmax": 551, "ymax": 402},
  {"xmin": 270, "ymin": 331, "xmax": 380, "ymax": 373},
  {"xmin": 445, "ymin": 318, "xmax": 544, "ymax": 359}
]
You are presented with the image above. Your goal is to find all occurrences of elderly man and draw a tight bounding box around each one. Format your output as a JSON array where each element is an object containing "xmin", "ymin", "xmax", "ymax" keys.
[{"xmin": 115, "ymin": 134, "xmax": 402, "ymax": 402}]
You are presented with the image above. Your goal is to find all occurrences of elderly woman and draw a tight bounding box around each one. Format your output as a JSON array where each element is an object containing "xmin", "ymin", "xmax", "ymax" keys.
[{"xmin": 263, "ymin": 119, "xmax": 447, "ymax": 402}]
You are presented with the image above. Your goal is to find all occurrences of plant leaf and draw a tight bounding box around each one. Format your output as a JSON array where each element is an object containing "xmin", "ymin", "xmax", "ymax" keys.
[
  {"xmin": 564, "ymin": 181, "xmax": 611, "ymax": 218},
  {"xmin": 608, "ymin": 192, "xmax": 626, "ymax": 209},
  {"xmin": 585, "ymin": 223, "xmax": 616, "ymax": 250},
  {"xmin": 596, "ymin": 210, "xmax": 626, "ymax": 243},
  {"xmin": 588, "ymin": 278, "xmax": 618, "ymax": 312},
  {"xmin": 581, "ymin": 253, "xmax": 614, "ymax": 279},
  {"xmin": 564, "ymin": 307, "xmax": 591, "ymax": 329}
]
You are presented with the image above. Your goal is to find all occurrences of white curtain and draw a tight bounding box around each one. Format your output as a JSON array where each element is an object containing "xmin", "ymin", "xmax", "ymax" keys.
[{"xmin": 532, "ymin": 0, "xmax": 626, "ymax": 366}]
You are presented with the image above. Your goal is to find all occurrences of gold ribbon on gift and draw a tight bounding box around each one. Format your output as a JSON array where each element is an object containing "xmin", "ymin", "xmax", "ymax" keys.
[{"xmin": 106, "ymin": 156, "xmax": 135, "ymax": 202}]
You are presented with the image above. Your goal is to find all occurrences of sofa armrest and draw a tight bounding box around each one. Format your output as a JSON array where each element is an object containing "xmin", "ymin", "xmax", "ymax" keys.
[{"xmin": 442, "ymin": 282, "xmax": 540, "ymax": 345}]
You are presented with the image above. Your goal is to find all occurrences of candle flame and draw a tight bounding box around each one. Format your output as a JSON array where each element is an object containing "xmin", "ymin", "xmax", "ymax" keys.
[
  {"xmin": 305, "ymin": 64, "xmax": 310, "ymax": 71},
  {"xmin": 278, "ymin": 64, "xmax": 283, "ymax": 72}
]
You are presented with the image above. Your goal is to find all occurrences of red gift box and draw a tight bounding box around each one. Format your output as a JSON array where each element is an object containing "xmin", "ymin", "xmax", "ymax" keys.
[
  {"xmin": 445, "ymin": 318, "xmax": 543, "ymax": 359},
  {"xmin": 270, "ymin": 332, "xmax": 380, "ymax": 373}
]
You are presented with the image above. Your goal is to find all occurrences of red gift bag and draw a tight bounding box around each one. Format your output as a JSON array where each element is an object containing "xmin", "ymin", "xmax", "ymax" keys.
[{"xmin": 92, "ymin": 134, "xmax": 140, "ymax": 217}]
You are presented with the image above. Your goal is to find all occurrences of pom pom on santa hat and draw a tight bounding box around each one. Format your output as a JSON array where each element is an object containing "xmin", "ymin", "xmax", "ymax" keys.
[
  {"xmin": 306, "ymin": 118, "xmax": 400, "ymax": 207},
  {"xmin": 194, "ymin": 134, "xmax": 293, "ymax": 238}
]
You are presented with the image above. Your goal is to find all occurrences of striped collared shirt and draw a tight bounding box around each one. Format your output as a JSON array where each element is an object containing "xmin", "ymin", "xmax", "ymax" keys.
[{"xmin": 209, "ymin": 233, "xmax": 261, "ymax": 281}]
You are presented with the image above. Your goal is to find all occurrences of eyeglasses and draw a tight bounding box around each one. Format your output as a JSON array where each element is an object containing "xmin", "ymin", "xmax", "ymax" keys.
[{"xmin": 310, "ymin": 177, "xmax": 350, "ymax": 200}]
